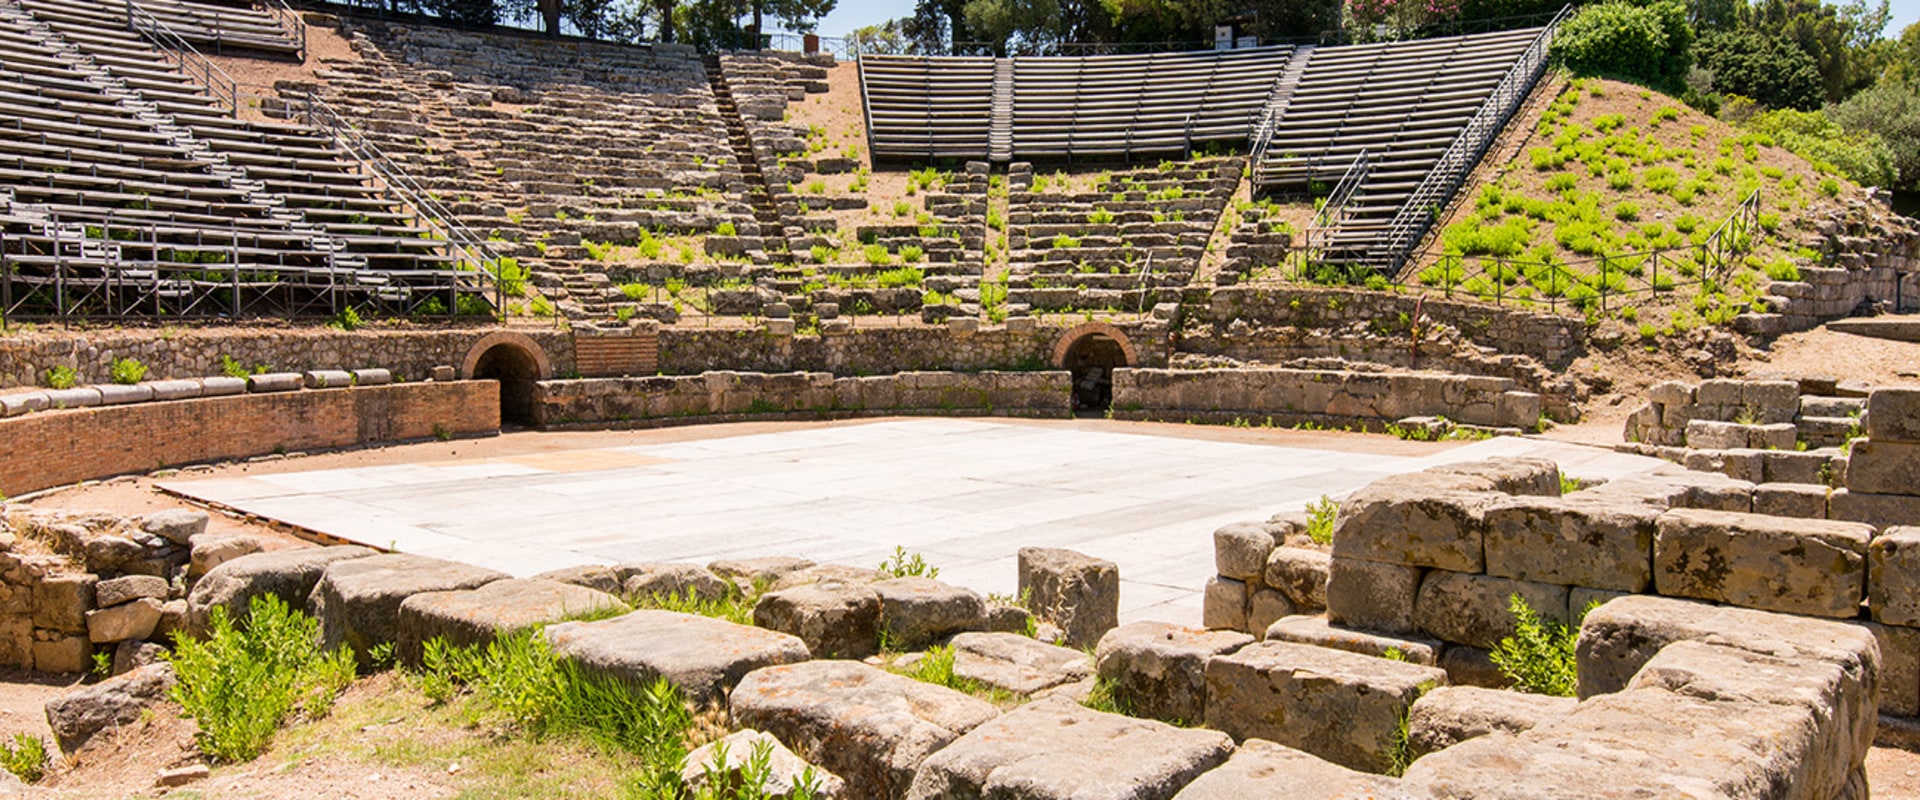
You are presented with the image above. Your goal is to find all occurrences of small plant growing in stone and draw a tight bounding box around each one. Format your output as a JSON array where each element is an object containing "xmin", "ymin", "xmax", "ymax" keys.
[
  {"xmin": 1304, "ymin": 496, "xmax": 1339, "ymax": 545},
  {"xmin": 43, "ymin": 365, "xmax": 78, "ymax": 389},
  {"xmin": 0, "ymin": 733, "xmax": 47, "ymax": 783},
  {"xmin": 169, "ymin": 594, "xmax": 357, "ymax": 762},
  {"xmin": 108, "ymin": 357, "xmax": 147, "ymax": 385},
  {"xmin": 1080, "ymin": 676, "xmax": 1132, "ymax": 717},
  {"xmin": 1489, "ymin": 594, "xmax": 1580, "ymax": 697},
  {"xmin": 878, "ymin": 546, "xmax": 938, "ymax": 579},
  {"xmin": 327, "ymin": 306, "xmax": 363, "ymax": 332},
  {"xmin": 1559, "ymin": 474, "xmax": 1585, "ymax": 495}
]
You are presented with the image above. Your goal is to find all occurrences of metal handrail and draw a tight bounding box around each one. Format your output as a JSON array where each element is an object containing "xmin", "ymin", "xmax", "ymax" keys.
[
  {"xmin": 1306, "ymin": 148, "xmax": 1369, "ymax": 258},
  {"xmin": 123, "ymin": 0, "xmax": 239, "ymax": 116},
  {"xmin": 1374, "ymin": 5, "xmax": 1569, "ymax": 274},
  {"xmin": 259, "ymin": 0, "xmax": 308, "ymax": 60}
]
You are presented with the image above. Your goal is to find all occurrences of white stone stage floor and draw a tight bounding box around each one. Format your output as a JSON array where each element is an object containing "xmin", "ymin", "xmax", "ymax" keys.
[{"xmin": 160, "ymin": 419, "xmax": 1669, "ymax": 625}]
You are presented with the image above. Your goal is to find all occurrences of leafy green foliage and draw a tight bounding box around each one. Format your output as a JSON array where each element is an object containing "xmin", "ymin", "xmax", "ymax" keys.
[
  {"xmin": 0, "ymin": 734, "xmax": 47, "ymax": 783},
  {"xmin": 1304, "ymin": 495, "xmax": 1339, "ymax": 546},
  {"xmin": 1080, "ymin": 676, "xmax": 1133, "ymax": 716},
  {"xmin": 878, "ymin": 546, "xmax": 939, "ymax": 579},
  {"xmin": 1692, "ymin": 29, "xmax": 1824, "ymax": 111},
  {"xmin": 327, "ymin": 306, "xmax": 364, "ymax": 332},
  {"xmin": 1743, "ymin": 107, "xmax": 1895, "ymax": 187},
  {"xmin": 1489, "ymin": 594, "xmax": 1581, "ymax": 697},
  {"xmin": 43, "ymin": 365, "xmax": 77, "ymax": 390},
  {"xmin": 1551, "ymin": 1, "xmax": 1693, "ymax": 90},
  {"xmin": 168, "ymin": 594, "xmax": 357, "ymax": 762},
  {"xmin": 108, "ymin": 357, "xmax": 147, "ymax": 385},
  {"xmin": 1828, "ymin": 77, "xmax": 1920, "ymax": 191}
]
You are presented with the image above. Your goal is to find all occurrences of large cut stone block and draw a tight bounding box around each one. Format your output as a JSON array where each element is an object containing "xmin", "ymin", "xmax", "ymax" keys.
[
  {"xmin": 397, "ymin": 579, "xmax": 628, "ymax": 666},
  {"xmin": 85, "ymin": 598, "xmax": 162, "ymax": 643},
  {"xmin": 1264, "ymin": 614, "xmax": 1439, "ymax": 665},
  {"xmin": 730, "ymin": 661, "xmax": 999, "ymax": 800},
  {"xmin": 1093, "ymin": 622, "xmax": 1252, "ymax": 725},
  {"xmin": 1018, "ymin": 547, "xmax": 1119, "ymax": 649},
  {"xmin": 1200, "ymin": 576, "xmax": 1246, "ymax": 631},
  {"xmin": 1755, "ymin": 483, "xmax": 1830, "ymax": 519},
  {"xmin": 1324, "ymin": 557, "xmax": 1421, "ymax": 636},
  {"xmin": 1330, "ymin": 474, "xmax": 1494, "ymax": 572},
  {"xmin": 1408, "ymin": 685, "xmax": 1575, "ymax": 757},
  {"xmin": 949, "ymin": 632, "xmax": 1091, "ymax": 695},
  {"xmin": 904, "ymin": 696, "xmax": 1232, "ymax": 800},
  {"xmin": 1630, "ymin": 640, "xmax": 1869, "ymax": 796},
  {"xmin": 32, "ymin": 574, "xmax": 95, "ymax": 634},
  {"xmin": 1845, "ymin": 439, "xmax": 1920, "ymax": 495},
  {"xmin": 1424, "ymin": 458, "xmax": 1562, "ymax": 496},
  {"xmin": 1204, "ymin": 641, "xmax": 1447, "ymax": 773},
  {"xmin": 1830, "ymin": 489, "xmax": 1920, "ymax": 529},
  {"xmin": 872, "ymin": 577, "xmax": 984, "ymax": 650},
  {"xmin": 1264, "ymin": 546, "xmax": 1330, "ymax": 610},
  {"xmin": 1168, "ymin": 739, "xmax": 1416, "ymax": 800},
  {"xmin": 1212, "ymin": 522, "xmax": 1276, "ymax": 582},
  {"xmin": 1413, "ymin": 571, "xmax": 1570, "ymax": 650},
  {"xmin": 753, "ymin": 580, "xmax": 882, "ymax": 659},
  {"xmin": 1870, "ymin": 527, "xmax": 1920, "ymax": 627},
  {"xmin": 1867, "ymin": 388, "xmax": 1920, "ymax": 442},
  {"xmin": 186, "ymin": 545, "xmax": 377, "ymax": 637},
  {"xmin": 43, "ymin": 663, "xmax": 174, "ymax": 754},
  {"xmin": 1652, "ymin": 509, "xmax": 1869, "ymax": 618},
  {"xmin": 546, "ymin": 609, "xmax": 809, "ymax": 704},
  {"xmin": 308, "ymin": 553, "xmax": 508, "ymax": 669},
  {"xmin": 1686, "ymin": 419, "xmax": 1749, "ymax": 450},
  {"xmin": 1859, "ymin": 620, "xmax": 1920, "ymax": 717},
  {"xmin": 1481, "ymin": 495, "xmax": 1656, "ymax": 592},
  {"xmin": 1573, "ymin": 594, "xmax": 1880, "ymax": 700}
]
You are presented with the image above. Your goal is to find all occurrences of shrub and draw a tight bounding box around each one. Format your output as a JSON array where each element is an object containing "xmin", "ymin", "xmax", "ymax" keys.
[
  {"xmin": 1829, "ymin": 77, "xmax": 1920, "ymax": 191},
  {"xmin": 43, "ymin": 365, "xmax": 78, "ymax": 389},
  {"xmin": 1088, "ymin": 208, "xmax": 1115, "ymax": 224},
  {"xmin": 327, "ymin": 306, "xmax": 363, "ymax": 331},
  {"xmin": 1489, "ymin": 594, "xmax": 1579, "ymax": 696},
  {"xmin": 1304, "ymin": 495, "xmax": 1339, "ymax": 545},
  {"xmin": 109, "ymin": 357, "xmax": 147, "ymax": 385},
  {"xmin": 1692, "ymin": 29, "xmax": 1823, "ymax": 111},
  {"xmin": 875, "ymin": 266, "xmax": 924, "ymax": 288},
  {"xmin": 863, "ymin": 243, "xmax": 892, "ymax": 265},
  {"xmin": 715, "ymin": 222, "xmax": 737, "ymax": 236},
  {"xmin": 0, "ymin": 734, "xmax": 47, "ymax": 783},
  {"xmin": 169, "ymin": 594, "xmax": 357, "ymax": 762},
  {"xmin": 1746, "ymin": 108, "xmax": 1896, "ymax": 188},
  {"xmin": 1550, "ymin": 1, "xmax": 1692, "ymax": 90},
  {"xmin": 878, "ymin": 545, "xmax": 938, "ymax": 579},
  {"xmin": 1613, "ymin": 202, "xmax": 1640, "ymax": 221}
]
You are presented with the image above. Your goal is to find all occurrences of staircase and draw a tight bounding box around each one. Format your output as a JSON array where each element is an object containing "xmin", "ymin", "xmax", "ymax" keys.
[
  {"xmin": 1248, "ymin": 45, "xmax": 1312, "ymax": 181},
  {"xmin": 990, "ymin": 59, "xmax": 1014, "ymax": 163},
  {"xmin": 703, "ymin": 55, "xmax": 790, "ymax": 266}
]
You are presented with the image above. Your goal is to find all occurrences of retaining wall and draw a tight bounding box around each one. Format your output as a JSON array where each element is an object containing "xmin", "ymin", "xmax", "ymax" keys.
[
  {"xmin": 531, "ymin": 371, "xmax": 1073, "ymax": 428},
  {"xmin": 1108, "ymin": 367, "xmax": 1544, "ymax": 431},
  {"xmin": 1199, "ymin": 286, "xmax": 1587, "ymax": 370},
  {"xmin": 654, "ymin": 320, "xmax": 1169, "ymax": 375}
]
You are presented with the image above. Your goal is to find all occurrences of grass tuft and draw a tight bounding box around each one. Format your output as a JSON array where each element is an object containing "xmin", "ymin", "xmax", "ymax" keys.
[{"xmin": 168, "ymin": 594, "xmax": 357, "ymax": 762}]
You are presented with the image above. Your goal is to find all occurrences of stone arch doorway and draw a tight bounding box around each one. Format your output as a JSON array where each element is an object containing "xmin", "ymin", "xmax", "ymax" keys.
[
  {"xmin": 461, "ymin": 333, "xmax": 551, "ymax": 426},
  {"xmin": 1060, "ymin": 331, "xmax": 1129, "ymax": 414}
]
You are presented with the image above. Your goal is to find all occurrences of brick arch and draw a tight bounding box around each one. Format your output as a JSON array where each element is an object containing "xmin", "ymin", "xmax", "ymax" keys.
[
  {"xmin": 1051, "ymin": 322, "xmax": 1138, "ymax": 368},
  {"xmin": 460, "ymin": 331, "xmax": 553, "ymax": 380}
]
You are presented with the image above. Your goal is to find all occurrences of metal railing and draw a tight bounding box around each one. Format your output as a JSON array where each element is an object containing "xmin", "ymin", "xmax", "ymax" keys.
[
  {"xmin": 260, "ymin": 0, "xmax": 308, "ymax": 60},
  {"xmin": 1374, "ymin": 5, "xmax": 1568, "ymax": 274},
  {"xmin": 1306, "ymin": 148, "xmax": 1369, "ymax": 259},
  {"xmin": 124, "ymin": 0, "xmax": 239, "ymax": 116}
]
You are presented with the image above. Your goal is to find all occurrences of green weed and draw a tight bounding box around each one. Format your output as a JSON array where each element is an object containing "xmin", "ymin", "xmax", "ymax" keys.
[
  {"xmin": 168, "ymin": 594, "xmax": 357, "ymax": 762},
  {"xmin": 0, "ymin": 734, "xmax": 47, "ymax": 783},
  {"xmin": 878, "ymin": 546, "xmax": 938, "ymax": 579}
]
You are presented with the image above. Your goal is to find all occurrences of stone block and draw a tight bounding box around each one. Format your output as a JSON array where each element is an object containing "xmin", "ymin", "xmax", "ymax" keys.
[
  {"xmin": 111, "ymin": 639, "xmax": 166, "ymax": 677},
  {"xmin": 397, "ymin": 578, "xmax": 628, "ymax": 666},
  {"xmin": 1246, "ymin": 588, "xmax": 1295, "ymax": 636},
  {"xmin": 707, "ymin": 556, "xmax": 815, "ymax": 590},
  {"xmin": 1573, "ymin": 594, "xmax": 1879, "ymax": 699},
  {"xmin": 1871, "ymin": 527, "xmax": 1920, "ymax": 626},
  {"xmin": 1481, "ymin": 495, "xmax": 1656, "ymax": 592},
  {"xmin": 31, "ymin": 636, "xmax": 92, "ymax": 674},
  {"xmin": 1423, "ymin": 458, "xmax": 1562, "ymax": 496},
  {"xmin": 309, "ymin": 553, "xmax": 508, "ymax": 670},
  {"xmin": 905, "ymin": 696, "xmax": 1231, "ymax": 800},
  {"xmin": 1324, "ymin": 557, "xmax": 1421, "ymax": 636},
  {"xmin": 1494, "ymin": 391, "xmax": 1542, "ymax": 430},
  {"xmin": 43, "ymin": 663, "xmax": 174, "ymax": 753},
  {"xmin": 1830, "ymin": 489, "xmax": 1920, "ymax": 529},
  {"xmin": 1200, "ymin": 576, "xmax": 1245, "ymax": 631},
  {"xmin": 351, "ymin": 369, "xmax": 393, "ymax": 386},
  {"xmin": 1760, "ymin": 449, "xmax": 1829, "ymax": 485},
  {"xmin": 753, "ymin": 580, "xmax": 882, "ymax": 659},
  {"xmin": 1844, "ymin": 439, "xmax": 1920, "ymax": 495},
  {"xmin": 32, "ymin": 573, "xmax": 95, "ymax": 634},
  {"xmin": 949, "ymin": 632, "xmax": 1091, "ymax": 695},
  {"xmin": 42, "ymin": 387, "xmax": 100, "ymax": 409},
  {"xmin": 93, "ymin": 576, "xmax": 167, "ymax": 609},
  {"xmin": 1858, "ymin": 621, "xmax": 1920, "ymax": 717},
  {"xmin": 1413, "ymin": 571, "xmax": 1569, "ymax": 650},
  {"xmin": 186, "ymin": 545, "xmax": 375, "ymax": 637},
  {"xmin": 872, "ymin": 577, "xmax": 985, "ymax": 650},
  {"xmin": 1437, "ymin": 644, "xmax": 1509, "ymax": 689},
  {"xmin": 1211, "ymin": 522, "xmax": 1275, "ymax": 581},
  {"xmin": 1867, "ymin": 388, "xmax": 1920, "ymax": 442},
  {"xmin": 1755, "ymin": 483, "xmax": 1830, "ymax": 519},
  {"xmin": 86, "ymin": 597, "xmax": 162, "ymax": 643},
  {"xmin": 246, "ymin": 373, "xmax": 302, "ymax": 393},
  {"xmin": 680, "ymin": 730, "xmax": 845, "ymax": 800},
  {"xmin": 1018, "ymin": 547, "xmax": 1119, "ymax": 649},
  {"xmin": 1168, "ymin": 739, "xmax": 1413, "ymax": 800},
  {"xmin": 1093, "ymin": 621, "xmax": 1253, "ymax": 725},
  {"xmin": 1264, "ymin": 546, "xmax": 1330, "ymax": 610},
  {"xmin": 138, "ymin": 510, "xmax": 206, "ymax": 545},
  {"xmin": 621, "ymin": 562, "xmax": 732, "ymax": 602},
  {"xmin": 546, "ymin": 610, "xmax": 809, "ymax": 704},
  {"xmin": 1749, "ymin": 422, "xmax": 1799, "ymax": 451},
  {"xmin": 1330, "ymin": 474, "xmax": 1494, "ymax": 572},
  {"xmin": 303, "ymin": 370, "xmax": 354, "ymax": 389},
  {"xmin": 1685, "ymin": 419, "xmax": 1748, "ymax": 450},
  {"xmin": 1408, "ymin": 685, "xmax": 1575, "ymax": 757},
  {"xmin": 199, "ymin": 376, "xmax": 247, "ymax": 396},
  {"xmin": 730, "ymin": 661, "xmax": 999, "ymax": 800},
  {"xmin": 188, "ymin": 534, "xmax": 262, "ymax": 578},
  {"xmin": 1263, "ymin": 614, "xmax": 1439, "ymax": 665},
  {"xmin": 1204, "ymin": 641, "xmax": 1447, "ymax": 773},
  {"xmin": 1653, "ymin": 509, "xmax": 1869, "ymax": 618},
  {"xmin": 1696, "ymin": 378, "xmax": 1744, "ymax": 407},
  {"xmin": 531, "ymin": 564, "xmax": 625, "ymax": 595}
]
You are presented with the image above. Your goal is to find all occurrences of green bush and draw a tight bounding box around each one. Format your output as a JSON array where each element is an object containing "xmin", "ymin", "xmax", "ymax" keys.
[
  {"xmin": 108, "ymin": 358, "xmax": 147, "ymax": 385},
  {"xmin": 0, "ymin": 734, "xmax": 47, "ymax": 783},
  {"xmin": 1744, "ymin": 107, "xmax": 1896, "ymax": 188},
  {"xmin": 1489, "ymin": 594, "xmax": 1580, "ymax": 696},
  {"xmin": 43, "ymin": 365, "xmax": 78, "ymax": 390},
  {"xmin": 1828, "ymin": 77, "xmax": 1920, "ymax": 191},
  {"xmin": 168, "ymin": 594, "xmax": 356, "ymax": 762},
  {"xmin": 1692, "ymin": 29, "xmax": 1823, "ymax": 111},
  {"xmin": 1304, "ymin": 495, "xmax": 1339, "ymax": 545},
  {"xmin": 1550, "ymin": 1, "xmax": 1692, "ymax": 90}
]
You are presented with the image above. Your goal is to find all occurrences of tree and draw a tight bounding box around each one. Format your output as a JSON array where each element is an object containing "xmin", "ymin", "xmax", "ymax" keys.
[
  {"xmin": 1748, "ymin": 0, "xmax": 1888, "ymax": 103},
  {"xmin": 1694, "ymin": 29, "xmax": 1825, "ymax": 110},
  {"xmin": 962, "ymin": 0, "xmax": 1066, "ymax": 54},
  {"xmin": 1828, "ymin": 77, "xmax": 1920, "ymax": 189},
  {"xmin": 1550, "ymin": 0, "xmax": 1693, "ymax": 90}
]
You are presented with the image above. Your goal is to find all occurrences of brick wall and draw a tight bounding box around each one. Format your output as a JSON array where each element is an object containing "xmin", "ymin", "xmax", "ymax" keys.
[{"xmin": 0, "ymin": 382, "xmax": 500, "ymax": 496}]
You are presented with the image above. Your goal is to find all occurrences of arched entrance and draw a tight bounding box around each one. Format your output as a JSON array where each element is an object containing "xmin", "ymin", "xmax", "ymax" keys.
[
  {"xmin": 1061, "ymin": 333, "xmax": 1128, "ymax": 413},
  {"xmin": 461, "ymin": 333, "xmax": 551, "ymax": 426}
]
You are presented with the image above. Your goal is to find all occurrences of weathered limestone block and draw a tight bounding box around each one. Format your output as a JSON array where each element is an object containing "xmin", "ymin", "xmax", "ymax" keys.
[
  {"xmin": 905, "ymin": 696, "xmax": 1232, "ymax": 800},
  {"xmin": 1264, "ymin": 546, "xmax": 1330, "ymax": 610},
  {"xmin": 1481, "ymin": 495, "xmax": 1656, "ymax": 592},
  {"xmin": 949, "ymin": 632, "xmax": 1091, "ymax": 695},
  {"xmin": 1247, "ymin": 588, "xmax": 1295, "ymax": 636},
  {"xmin": 1755, "ymin": 483, "xmax": 1830, "ymax": 519},
  {"xmin": 621, "ymin": 562, "xmax": 731, "ymax": 602},
  {"xmin": 1414, "ymin": 571, "xmax": 1570, "ymax": 650},
  {"xmin": 531, "ymin": 564, "xmax": 625, "ymax": 595},
  {"xmin": 309, "ymin": 553, "xmax": 508, "ymax": 669},
  {"xmin": 138, "ymin": 510, "xmax": 207, "ymax": 545},
  {"xmin": 1325, "ymin": 557, "xmax": 1421, "ymax": 635},
  {"xmin": 1652, "ymin": 509, "xmax": 1870, "ymax": 618},
  {"xmin": 872, "ymin": 577, "xmax": 985, "ymax": 650},
  {"xmin": 85, "ymin": 597, "xmax": 162, "ymax": 643},
  {"xmin": 1867, "ymin": 388, "xmax": 1920, "ymax": 442},
  {"xmin": 1761, "ymin": 450, "xmax": 1828, "ymax": 485},
  {"xmin": 1859, "ymin": 621, "xmax": 1920, "ymax": 717},
  {"xmin": 1018, "ymin": 547, "xmax": 1119, "ymax": 649},
  {"xmin": 1408, "ymin": 685, "xmax": 1575, "ymax": 757},
  {"xmin": 546, "ymin": 610, "xmax": 809, "ymax": 704},
  {"xmin": 753, "ymin": 580, "xmax": 882, "ymax": 659},
  {"xmin": 730, "ymin": 661, "xmax": 999, "ymax": 800},
  {"xmin": 1630, "ymin": 640, "xmax": 1869, "ymax": 796},
  {"xmin": 1584, "ymin": 467, "xmax": 1753, "ymax": 512},
  {"xmin": 43, "ymin": 663, "xmax": 174, "ymax": 753},
  {"xmin": 1830, "ymin": 489, "xmax": 1920, "ymax": 529},
  {"xmin": 186, "ymin": 545, "xmax": 375, "ymax": 636},
  {"xmin": 188, "ymin": 534, "xmax": 262, "ymax": 578},
  {"xmin": 1264, "ymin": 614, "xmax": 1440, "ymax": 665},
  {"xmin": 1330, "ymin": 474, "xmax": 1494, "ymax": 572},
  {"xmin": 1200, "ymin": 576, "xmax": 1246, "ymax": 631},
  {"xmin": 680, "ymin": 730, "xmax": 845, "ymax": 800},
  {"xmin": 1686, "ymin": 419, "xmax": 1749, "ymax": 450},
  {"xmin": 32, "ymin": 636, "xmax": 92, "ymax": 674},
  {"xmin": 1204, "ymin": 641, "xmax": 1447, "ymax": 773},
  {"xmin": 708, "ymin": 556, "xmax": 816, "ymax": 590},
  {"xmin": 1438, "ymin": 644, "xmax": 1510, "ymax": 689},
  {"xmin": 1212, "ymin": 522, "xmax": 1275, "ymax": 581},
  {"xmin": 1870, "ymin": 527, "xmax": 1920, "ymax": 626},
  {"xmin": 92, "ymin": 575, "xmax": 167, "ymax": 609},
  {"xmin": 33, "ymin": 573, "xmax": 95, "ymax": 634},
  {"xmin": 397, "ymin": 578, "xmax": 629, "ymax": 665},
  {"xmin": 1845, "ymin": 439, "xmax": 1920, "ymax": 495},
  {"xmin": 1574, "ymin": 595, "xmax": 1880, "ymax": 700},
  {"xmin": 1424, "ymin": 458, "xmax": 1562, "ymax": 497},
  {"xmin": 1093, "ymin": 622, "xmax": 1253, "ymax": 725},
  {"xmin": 1168, "ymin": 739, "xmax": 1416, "ymax": 800}
]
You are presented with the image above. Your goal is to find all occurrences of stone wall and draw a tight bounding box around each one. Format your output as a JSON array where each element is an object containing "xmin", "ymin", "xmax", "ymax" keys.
[
  {"xmin": 531, "ymin": 371, "xmax": 1072, "ymax": 428},
  {"xmin": 1746, "ymin": 218, "xmax": 1920, "ymax": 334},
  {"xmin": 0, "ymin": 380, "xmax": 500, "ymax": 497},
  {"xmin": 1199, "ymin": 286, "xmax": 1587, "ymax": 370},
  {"xmin": 1108, "ymin": 368, "xmax": 1544, "ymax": 432},
  {"xmin": 0, "ymin": 327, "xmax": 574, "ymax": 390},
  {"xmin": 655, "ymin": 320, "xmax": 1169, "ymax": 375},
  {"xmin": 1624, "ymin": 376, "xmax": 1863, "ymax": 449},
  {"xmin": 1832, "ymin": 388, "xmax": 1920, "ymax": 530}
]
